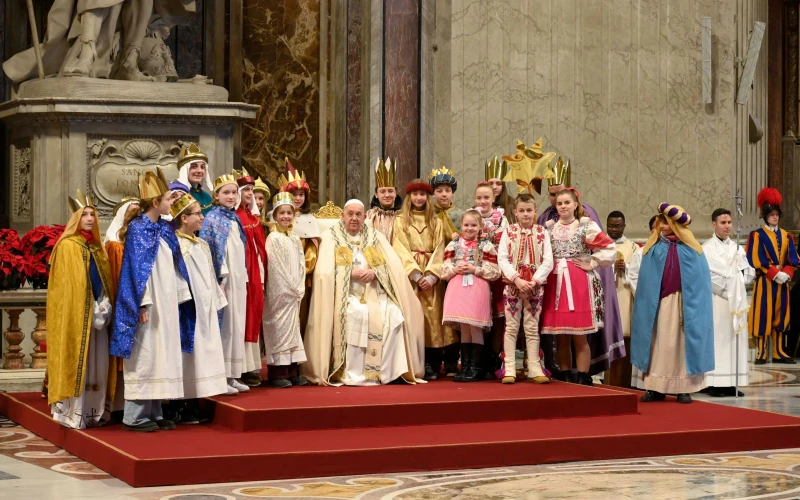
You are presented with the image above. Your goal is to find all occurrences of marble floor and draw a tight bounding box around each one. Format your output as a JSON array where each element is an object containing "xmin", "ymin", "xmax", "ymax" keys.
[{"xmin": 0, "ymin": 361, "xmax": 798, "ymax": 500}]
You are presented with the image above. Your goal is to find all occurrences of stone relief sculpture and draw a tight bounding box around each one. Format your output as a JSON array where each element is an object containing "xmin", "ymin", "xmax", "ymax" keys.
[{"xmin": 3, "ymin": 0, "xmax": 196, "ymax": 83}]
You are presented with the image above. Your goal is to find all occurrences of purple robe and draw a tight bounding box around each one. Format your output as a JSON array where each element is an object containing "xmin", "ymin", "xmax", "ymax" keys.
[{"xmin": 538, "ymin": 204, "xmax": 626, "ymax": 375}]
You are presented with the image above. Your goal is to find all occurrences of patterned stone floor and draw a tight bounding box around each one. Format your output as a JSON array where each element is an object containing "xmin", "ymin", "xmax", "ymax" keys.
[{"xmin": 0, "ymin": 361, "xmax": 798, "ymax": 500}]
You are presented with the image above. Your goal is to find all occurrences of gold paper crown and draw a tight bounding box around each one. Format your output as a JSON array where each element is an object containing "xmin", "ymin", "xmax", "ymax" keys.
[
  {"xmin": 233, "ymin": 166, "xmax": 256, "ymax": 187},
  {"xmin": 67, "ymin": 189, "xmax": 96, "ymax": 213},
  {"xmin": 484, "ymin": 156, "xmax": 509, "ymax": 181},
  {"xmin": 170, "ymin": 193, "xmax": 197, "ymax": 219},
  {"xmin": 271, "ymin": 191, "xmax": 295, "ymax": 211},
  {"xmin": 546, "ymin": 157, "xmax": 571, "ymax": 187},
  {"xmin": 138, "ymin": 167, "xmax": 170, "ymax": 200},
  {"xmin": 177, "ymin": 142, "xmax": 209, "ymax": 168},
  {"xmin": 213, "ymin": 174, "xmax": 238, "ymax": 192},
  {"xmin": 375, "ymin": 156, "xmax": 396, "ymax": 188},
  {"xmin": 253, "ymin": 177, "xmax": 271, "ymax": 198},
  {"xmin": 112, "ymin": 196, "xmax": 139, "ymax": 216}
]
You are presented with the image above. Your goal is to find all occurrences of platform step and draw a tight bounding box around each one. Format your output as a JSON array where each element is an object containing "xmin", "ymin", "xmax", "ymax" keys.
[
  {"xmin": 206, "ymin": 379, "xmax": 639, "ymax": 431},
  {"xmin": 3, "ymin": 389, "xmax": 800, "ymax": 488}
]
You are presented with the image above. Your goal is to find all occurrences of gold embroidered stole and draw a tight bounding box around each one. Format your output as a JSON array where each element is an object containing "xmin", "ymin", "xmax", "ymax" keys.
[{"xmin": 329, "ymin": 223, "xmax": 399, "ymax": 383}]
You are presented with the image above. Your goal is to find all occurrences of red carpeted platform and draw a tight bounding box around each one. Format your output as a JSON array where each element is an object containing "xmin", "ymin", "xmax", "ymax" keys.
[
  {"xmin": 208, "ymin": 378, "xmax": 638, "ymax": 431},
  {"xmin": 3, "ymin": 381, "xmax": 800, "ymax": 488}
]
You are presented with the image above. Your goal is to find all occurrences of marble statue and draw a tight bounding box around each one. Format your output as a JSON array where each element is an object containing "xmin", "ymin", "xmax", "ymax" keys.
[{"xmin": 3, "ymin": 0, "xmax": 195, "ymax": 84}]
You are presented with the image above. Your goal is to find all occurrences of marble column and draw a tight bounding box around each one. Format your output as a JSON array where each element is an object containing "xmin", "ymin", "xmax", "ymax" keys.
[
  {"xmin": 767, "ymin": 0, "xmax": 783, "ymax": 188},
  {"xmin": 383, "ymin": 0, "xmax": 420, "ymax": 190},
  {"xmin": 241, "ymin": 0, "xmax": 321, "ymax": 202}
]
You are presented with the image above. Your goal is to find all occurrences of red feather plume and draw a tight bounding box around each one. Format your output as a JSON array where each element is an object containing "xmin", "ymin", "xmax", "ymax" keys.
[{"xmin": 757, "ymin": 187, "xmax": 782, "ymax": 209}]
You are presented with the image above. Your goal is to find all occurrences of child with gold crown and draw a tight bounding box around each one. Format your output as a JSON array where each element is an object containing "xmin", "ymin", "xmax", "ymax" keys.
[
  {"xmin": 199, "ymin": 173, "xmax": 251, "ymax": 395},
  {"xmin": 47, "ymin": 190, "xmax": 116, "ymax": 429},
  {"xmin": 111, "ymin": 168, "xmax": 196, "ymax": 432}
]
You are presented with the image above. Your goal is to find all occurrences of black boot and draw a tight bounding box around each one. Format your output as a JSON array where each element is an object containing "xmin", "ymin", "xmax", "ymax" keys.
[
  {"xmin": 462, "ymin": 344, "xmax": 481, "ymax": 382},
  {"xmin": 424, "ymin": 348, "xmax": 438, "ymax": 380},
  {"xmin": 454, "ymin": 344, "xmax": 469, "ymax": 382},
  {"xmin": 575, "ymin": 372, "xmax": 592, "ymax": 386},
  {"xmin": 443, "ymin": 344, "xmax": 460, "ymax": 377}
]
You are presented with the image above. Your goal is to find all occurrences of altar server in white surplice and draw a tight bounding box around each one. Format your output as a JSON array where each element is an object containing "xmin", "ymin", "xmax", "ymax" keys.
[
  {"xmin": 703, "ymin": 208, "xmax": 755, "ymax": 397},
  {"xmin": 173, "ymin": 194, "xmax": 230, "ymax": 406}
]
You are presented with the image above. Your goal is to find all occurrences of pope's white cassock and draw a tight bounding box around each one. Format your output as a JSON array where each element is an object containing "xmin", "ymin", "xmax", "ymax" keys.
[
  {"xmin": 302, "ymin": 220, "xmax": 425, "ymax": 385},
  {"xmin": 702, "ymin": 236, "xmax": 755, "ymax": 388},
  {"xmin": 177, "ymin": 233, "xmax": 229, "ymax": 398}
]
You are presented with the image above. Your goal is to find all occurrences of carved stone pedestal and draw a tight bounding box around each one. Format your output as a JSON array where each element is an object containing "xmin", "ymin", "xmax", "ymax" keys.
[{"xmin": 0, "ymin": 78, "xmax": 258, "ymax": 232}]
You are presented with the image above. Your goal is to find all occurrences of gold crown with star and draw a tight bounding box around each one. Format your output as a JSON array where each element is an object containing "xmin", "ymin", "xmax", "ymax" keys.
[
  {"xmin": 484, "ymin": 156, "xmax": 509, "ymax": 181},
  {"xmin": 375, "ymin": 156, "xmax": 396, "ymax": 188},
  {"xmin": 138, "ymin": 167, "xmax": 170, "ymax": 200},
  {"xmin": 177, "ymin": 142, "xmax": 208, "ymax": 169},
  {"xmin": 67, "ymin": 189, "xmax": 96, "ymax": 213},
  {"xmin": 170, "ymin": 193, "xmax": 197, "ymax": 219}
]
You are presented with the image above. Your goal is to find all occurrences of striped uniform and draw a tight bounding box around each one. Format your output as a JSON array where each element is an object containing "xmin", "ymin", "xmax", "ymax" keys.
[{"xmin": 746, "ymin": 226, "xmax": 799, "ymax": 361}]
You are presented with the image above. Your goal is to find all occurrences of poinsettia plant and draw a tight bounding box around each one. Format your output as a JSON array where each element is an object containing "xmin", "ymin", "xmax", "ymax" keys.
[
  {"xmin": 21, "ymin": 225, "xmax": 65, "ymax": 289},
  {"xmin": 0, "ymin": 229, "xmax": 26, "ymax": 290}
]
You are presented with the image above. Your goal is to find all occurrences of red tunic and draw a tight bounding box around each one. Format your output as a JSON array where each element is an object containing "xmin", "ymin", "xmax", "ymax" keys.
[{"xmin": 236, "ymin": 208, "xmax": 268, "ymax": 343}]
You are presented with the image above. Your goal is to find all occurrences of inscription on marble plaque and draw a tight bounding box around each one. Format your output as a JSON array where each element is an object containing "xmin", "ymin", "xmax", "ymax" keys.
[{"xmin": 87, "ymin": 136, "xmax": 198, "ymax": 217}]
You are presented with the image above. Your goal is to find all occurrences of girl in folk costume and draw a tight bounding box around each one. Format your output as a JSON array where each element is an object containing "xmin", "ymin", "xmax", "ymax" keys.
[
  {"xmin": 264, "ymin": 192, "xmax": 309, "ymax": 388},
  {"xmin": 441, "ymin": 210, "xmax": 501, "ymax": 381},
  {"xmin": 631, "ymin": 204, "xmax": 714, "ymax": 403},
  {"xmin": 275, "ymin": 158, "xmax": 320, "ymax": 336},
  {"xmin": 540, "ymin": 189, "xmax": 615, "ymax": 386},
  {"xmin": 392, "ymin": 179, "xmax": 453, "ymax": 380},
  {"xmin": 234, "ymin": 167, "xmax": 268, "ymax": 387},
  {"xmin": 429, "ymin": 167, "xmax": 464, "ymax": 376},
  {"xmin": 252, "ymin": 176, "xmax": 272, "ymax": 233},
  {"xmin": 47, "ymin": 191, "xmax": 116, "ymax": 429},
  {"xmin": 110, "ymin": 168, "xmax": 196, "ymax": 432},
  {"xmin": 173, "ymin": 194, "xmax": 230, "ymax": 424},
  {"xmin": 498, "ymin": 194, "xmax": 554, "ymax": 384},
  {"xmin": 199, "ymin": 174, "xmax": 250, "ymax": 395},
  {"xmin": 747, "ymin": 188, "xmax": 799, "ymax": 364},
  {"xmin": 366, "ymin": 157, "xmax": 403, "ymax": 242},
  {"xmin": 474, "ymin": 179, "xmax": 509, "ymax": 379}
]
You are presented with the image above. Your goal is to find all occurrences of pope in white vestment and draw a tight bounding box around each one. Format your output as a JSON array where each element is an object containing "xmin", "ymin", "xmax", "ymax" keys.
[
  {"xmin": 302, "ymin": 200, "xmax": 426, "ymax": 385},
  {"xmin": 703, "ymin": 227, "xmax": 754, "ymax": 395}
]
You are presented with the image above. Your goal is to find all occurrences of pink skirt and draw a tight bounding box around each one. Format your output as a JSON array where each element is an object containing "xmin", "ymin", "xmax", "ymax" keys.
[
  {"xmin": 540, "ymin": 260, "xmax": 601, "ymax": 335},
  {"xmin": 443, "ymin": 275, "xmax": 492, "ymax": 329}
]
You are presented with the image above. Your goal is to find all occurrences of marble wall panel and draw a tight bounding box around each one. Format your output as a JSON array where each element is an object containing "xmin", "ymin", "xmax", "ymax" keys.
[
  {"xmin": 242, "ymin": 0, "xmax": 320, "ymax": 202},
  {"xmin": 431, "ymin": 0, "xmax": 746, "ymax": 238},
  {"xmin": 384, "ymin": 0, "xmax": 420, "ymax": 190},
  {"xmin": 346, "ymin": 0, "xmax": 363, "ymax": 201}
]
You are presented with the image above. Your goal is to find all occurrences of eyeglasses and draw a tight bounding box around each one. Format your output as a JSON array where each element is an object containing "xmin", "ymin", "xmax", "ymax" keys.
[{"xmin": 186, "ymin": 211, "xmax": 203, "ymax": 217}]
